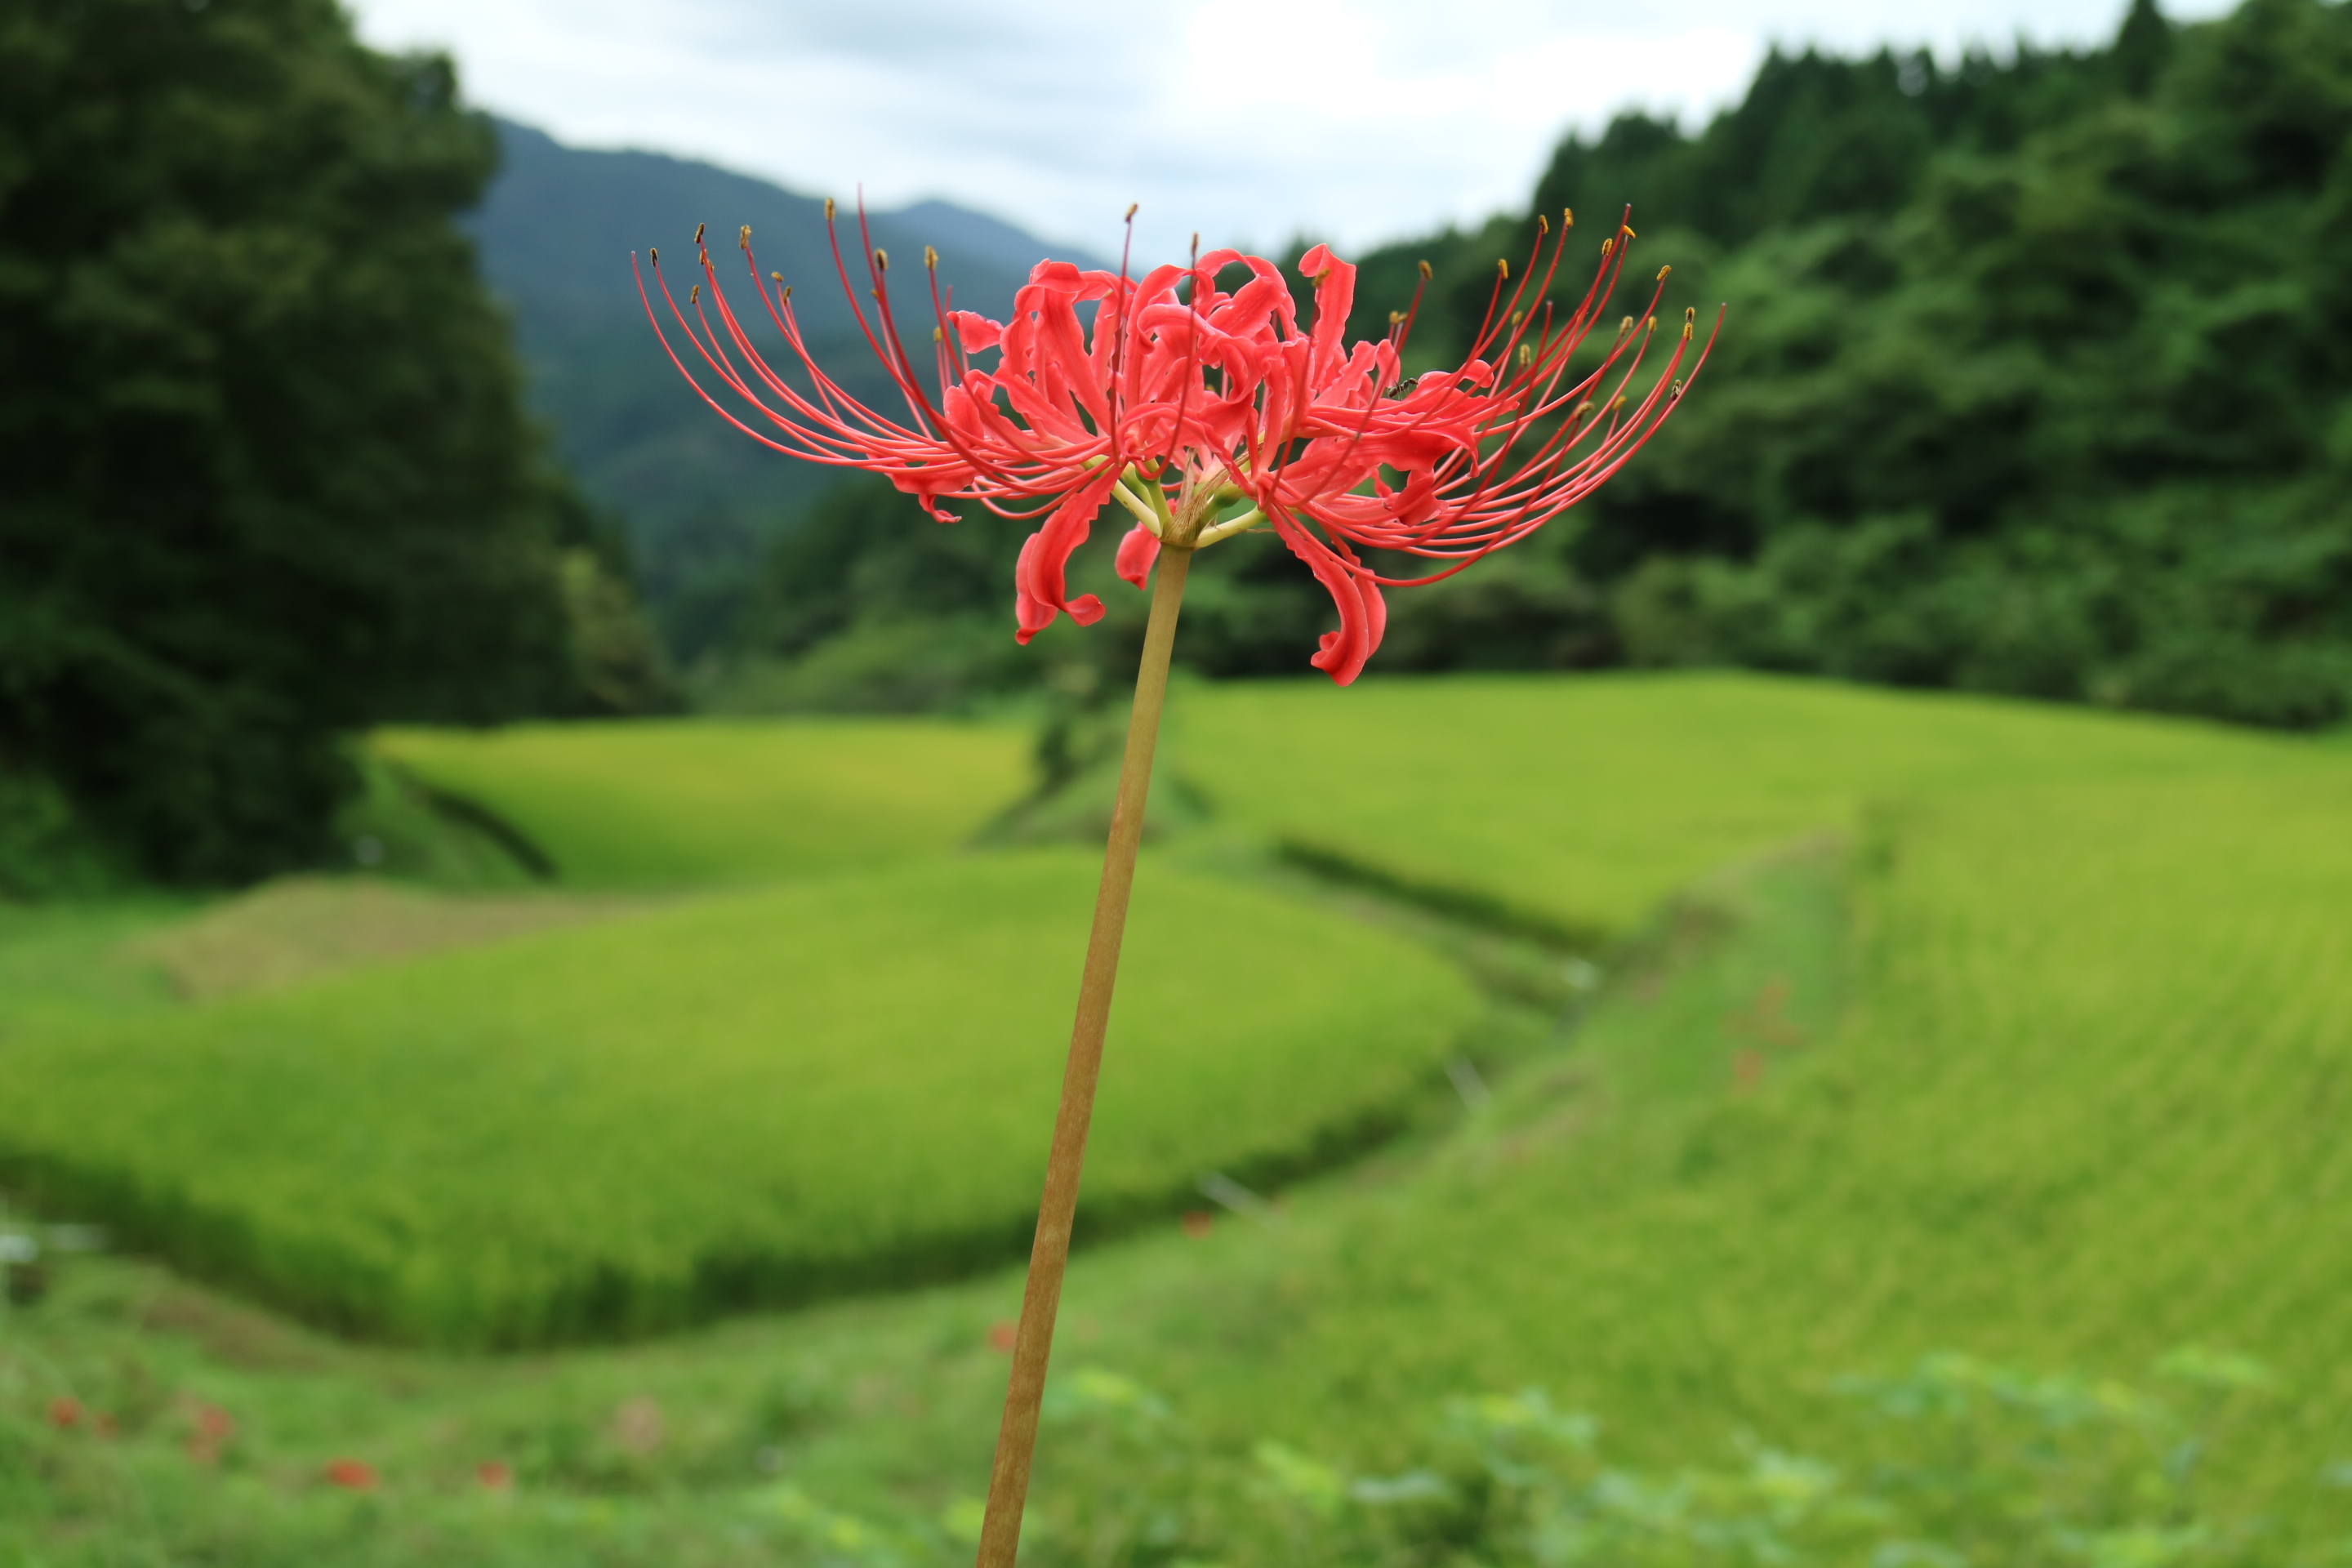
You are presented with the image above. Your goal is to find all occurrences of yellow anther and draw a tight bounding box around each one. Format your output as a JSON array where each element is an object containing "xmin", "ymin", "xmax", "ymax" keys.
[
  {"xmin": 1621, "ymin": 224, "xmax": 1637, "ymax": 238},
  {"xmin": 648, "ymin": 247, "xmax": 658, "ymax": 265},
  {"xmin": 1536, "ymin": 212, "xmax": 1549, "ymax": 235},
  {"xmin": 1646, "ymin": 315, "xmax": 1656, "ymax": 333},
  {"xmin": 739, "ymin": 225, "xmax": 751, "ymax": 249},
  {"xmin": 824, "ymin": 198, "xmax": 835, "ymax": 220},
  {"xmin": 693, "ymin": 222, "xmax": 705, "ymax": 244},
  {"xmin": 1497, "ymin": 257, "xmax": 1510, "ymax": 280},
  {"xmin": 1388, "ymin": 310, "xmax": 1403, "ymax": 325},
  {"xmin": 781, "ymin": 286, "xmax": 792, "ymax": 302},
  {"xmin": 1619, "ymin": 315, "xmax": 1634, "ymax": 336},
  {"xmin": 1656, "ymin": 265, "xmax": 1670, "ymax": 281},
  {"xmin": 933, "ymin": 325, "xmax": 943, "ymax": 342},
  {"xmin": 770, "ymin": 270, "xmax": 782, "ymax": 283},
  {"xmin": 689, "ymin": 283, "xmax": 699, "ymax": 303},
  {"xmin": 874, "ymin": 248, "xmax": 888, "ymax": 270},
  {"xmin": 1686, "ymin": 305, "xmax": 1696, "ymax": 322},
  {"xmin": 1125, "ymin": 202, "xmax": 1138, "ymax": 220},
  {"xmin": 924, "ymin": 245, "xmax": 938, "ymax": 270},
  {"xmin": 1601, "ymin": 238, "xmax": 1614, "ymax": 258},
  {"xmin": 1517, "ymin": 343, "xmax": 1533, "ymax": 368},
  {"xmin": 1562, "ymin": 207, "xmax": 1574, "ymax": 228},
  {"xmin": 1417, "ymin": 259, "xmax": 1432, "ymax": 280}
]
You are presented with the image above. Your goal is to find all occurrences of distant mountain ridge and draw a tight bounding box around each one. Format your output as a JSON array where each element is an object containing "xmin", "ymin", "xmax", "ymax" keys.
[{"xmin": 467, "ymin": 119, "xmax": 1101, "ymax": 653}]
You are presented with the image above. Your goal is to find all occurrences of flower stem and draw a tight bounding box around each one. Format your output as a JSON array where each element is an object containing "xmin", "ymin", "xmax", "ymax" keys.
[{"xmin": 975, "ymin": 544, "xmax": 1194, "ymax": 1568}]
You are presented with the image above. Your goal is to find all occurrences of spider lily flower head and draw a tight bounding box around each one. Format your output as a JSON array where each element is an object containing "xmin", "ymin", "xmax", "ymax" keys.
[{"xmin": 637, "ymin": 204, "xmax": 1715, "ymax": 684}]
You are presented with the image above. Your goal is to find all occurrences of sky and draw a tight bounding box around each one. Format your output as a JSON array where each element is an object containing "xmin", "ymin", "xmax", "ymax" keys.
[{"xmin": 348, "ymin": 0, "xmax": 2230, "ymax": 265}]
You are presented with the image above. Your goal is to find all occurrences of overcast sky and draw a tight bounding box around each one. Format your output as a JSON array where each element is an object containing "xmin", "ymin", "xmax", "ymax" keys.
[{"xmin": 349, "ymin": 0, "xmax": 2227, "ymax": 265}]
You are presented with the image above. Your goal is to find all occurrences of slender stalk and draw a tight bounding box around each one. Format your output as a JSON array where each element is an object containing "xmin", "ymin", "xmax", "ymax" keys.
[{"xmin": 975, "ymin": 545, "xmax": 1194, "ymax": 1568}]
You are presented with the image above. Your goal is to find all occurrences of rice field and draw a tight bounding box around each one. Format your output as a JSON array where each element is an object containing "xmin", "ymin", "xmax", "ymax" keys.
[
  {"xmin": 7, "ymin": 674, "xmax": 2350, "ymax": 1565},
  {"xmin": 372, "ymin": 718, "xmax": 1034, "ymax": 887},
  {"xmin": 1175, "ymin": 671, "xmax": 2275, "ymax": 936},
  {"xmin": 0, "ymin": 852, "xmax": 1481, "ymax": 1348}
]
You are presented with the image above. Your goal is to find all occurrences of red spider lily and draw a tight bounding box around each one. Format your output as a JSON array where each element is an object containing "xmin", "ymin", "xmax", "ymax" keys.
[
  {"xmin": 322, "ymin": 1457, "xmax": 377, "ymax": 1490},
  {"xmin": 637, "ymin": 205, "xmax": 1714, "ymax": 684},
  {"xmin": 185, "ymin": 1402, "xmax": 235, "ymax": 1465}
]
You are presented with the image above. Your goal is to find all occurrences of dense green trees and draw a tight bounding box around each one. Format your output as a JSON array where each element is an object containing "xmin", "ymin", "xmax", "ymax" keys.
[
  {"xmin": 719, "ymin": 0, "xmax": 2352, "ymax": 729},
  {"xmin": 1358, "ymin": 0, "xmax": 2352, "ymax": 725},
  {"xmin": 0, "ymin": 0, "xmax": 658, "ymax": 885}
]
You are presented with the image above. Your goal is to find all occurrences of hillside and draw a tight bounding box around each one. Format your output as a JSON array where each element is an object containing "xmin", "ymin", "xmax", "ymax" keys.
[
  {"xmin": 4, "ymin": 675, "xmax": 2347, "ymax": 1565},
  {"xmin": 467, "ymin": 120, "xmax": 1102, "ymax": 653},
  {"xmin": 689, "ymin": 0, "xmax": 2352, "ymax": 730}
]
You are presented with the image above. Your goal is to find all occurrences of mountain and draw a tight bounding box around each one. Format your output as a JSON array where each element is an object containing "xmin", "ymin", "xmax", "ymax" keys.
[{"xmin": 466, "ymin": 119, "xmax": 1100, "ymax": 655}]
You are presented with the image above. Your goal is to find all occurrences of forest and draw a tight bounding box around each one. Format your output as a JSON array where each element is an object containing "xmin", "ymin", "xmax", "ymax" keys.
[{"xmin": 712, "ymin": 0, "xmax": 2352, "ymax": 736}]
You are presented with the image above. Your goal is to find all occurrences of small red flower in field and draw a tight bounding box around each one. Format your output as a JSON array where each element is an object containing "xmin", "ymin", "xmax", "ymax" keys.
[
  {"xmin": 323, "ymin": 1457, "xmax": 377, "ymax": 1490},
  {"xmin": 986, "ymin": 1321, "xmax": 1018, "ymax": 1353},
  {"xmin": 1179, "ymin": 1210, "xmax": 1215, "ymax": 1239},
  {"xmin": 47, "ymin": 1396, "xmax": 80, "ymax": 1429},
  {"xmin": 185, "ymin": 1402, "xmax": 235, "ymax": 1465},
  {"xmin": 640, "ymin": 206, "xmax": 1711, "ymax": 684},
  {"xmin": 477, "ymin": 1459, "xmax": 514, "ymax": 1490}
]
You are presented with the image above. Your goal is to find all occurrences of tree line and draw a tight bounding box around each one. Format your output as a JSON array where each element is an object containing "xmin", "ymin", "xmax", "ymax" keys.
[
  {"xmin": 0, "ymin": 0, "xmax": 668, "ymax": 889},
  {"xmin": 713, "ymin": 0, "xmax": 2352, "ymax": 734}
]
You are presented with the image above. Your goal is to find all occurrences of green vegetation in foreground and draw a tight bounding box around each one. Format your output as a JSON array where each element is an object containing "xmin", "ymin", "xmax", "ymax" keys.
[
  {"xmin": 1179, "ymin": 670, "xmax": 2274, "ymax": 937},
  {"xmin": 4, "ymin": 673, "xmax": 2350, "ymax": 1566},
  {"xmin": 7, "ymin": 781, "xmax": 2352, "ymax": 1564},
  {"xmin": 372, "ymin": 718, "xmax": 1033, "ymax": 887},
  {"xmin": 0, "ymin": 853, "xmax": 1481, "ymax": 1347}
]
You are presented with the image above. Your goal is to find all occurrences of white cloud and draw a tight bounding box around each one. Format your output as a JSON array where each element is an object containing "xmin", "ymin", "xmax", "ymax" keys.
[{"xmin": 349, "ymin": 0, "xmax": 2232, "ymax": 262}]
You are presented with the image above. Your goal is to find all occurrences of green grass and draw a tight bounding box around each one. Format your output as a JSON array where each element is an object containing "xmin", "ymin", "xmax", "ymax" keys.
[
  {"xmin": 7, "ymin": 673, "xmax": 2352, "ymax": 1565},
  {"xmin": 10, "ymin": 755, "xmax": 2351, "ymax": 1564},
  {"xmin": 1176, "ymin": 671, "xmax": 2281, "ymax": 937},
  {"xmin": 1089, "ymin": 746, "xmax": 2352, "ymax": 1522},
  {"xmin": 0, "ymin": 852, "xmax": 1481, "ymax": 1348},
  {"xmin": 372, "ymin": 718, "xmax": 1035, "ymax": 888},
  {"xmin": 0, "ymin": 897, "xmax": 191, "ymax": 1035}
]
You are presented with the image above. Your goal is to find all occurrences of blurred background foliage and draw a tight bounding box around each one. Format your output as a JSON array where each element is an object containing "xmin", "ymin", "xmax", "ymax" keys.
[
  {"xmin": 720, "ymin": 0, "xmax": 2352, "ymax": 734},
  {"xmin": 6, "ymin": 0, "xmax": 2351, "ymax": 887},
  {"xmin": 0, "ymin": 0, "xmax": 672, "ymax": 890}
]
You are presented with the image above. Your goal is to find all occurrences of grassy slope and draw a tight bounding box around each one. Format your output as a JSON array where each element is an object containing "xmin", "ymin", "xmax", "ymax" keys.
[
  {"xmin": 1128, "ymin": 763, "xmax": 2352, "ymax": 1494},
  {"xmin": 11, "ymin": 766, "xmax": 2350, "ymax": 1563},
  {"xmin": 1178, "ymin": 671, "xmax": 2267, "ymax": 936},
  {"xmin": 7, "ymin": 675, "xmax": 2350, "ymax": 1563},
  {"xmin": 372, "ymin": 718, "xmax": 1033, "ymax": 887},
  {"xmin": 0, "ymin": 853, "xmax": 1481, "ymax": 1348}
]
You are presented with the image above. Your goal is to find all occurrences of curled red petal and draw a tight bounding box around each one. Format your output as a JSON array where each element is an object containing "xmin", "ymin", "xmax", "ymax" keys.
[
  {"xmin": 1114, "ymin": 523, "xmax": 1160, "ymax": 589},
  {"xmin": 1013, "ymin": 470, "xmax": 1119, "ymax": 644},
  {"xmin": 947, "ymin": 310, "xmax": 1003, "ymax": 353},
  {"xmin": 1271, "ymin": 513, "xmax": 1386, "ymax": 685}
]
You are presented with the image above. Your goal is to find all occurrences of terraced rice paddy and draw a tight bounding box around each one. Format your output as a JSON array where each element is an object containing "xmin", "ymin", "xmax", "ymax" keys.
[
  {"xmin": 1176, "ymin": 672, "xmax": 2268, "ymax": 936},
  {"xmin": 5, "ymin": 674, "xmax": 2350, "ymax": 1566},
  {"xmin": 373, "ymin": 718, "xmax": 1033, "ymax": 887},
  {"xmin": 0, "ymin": 853, "xmax": 1480, "ymax": 1346}
]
